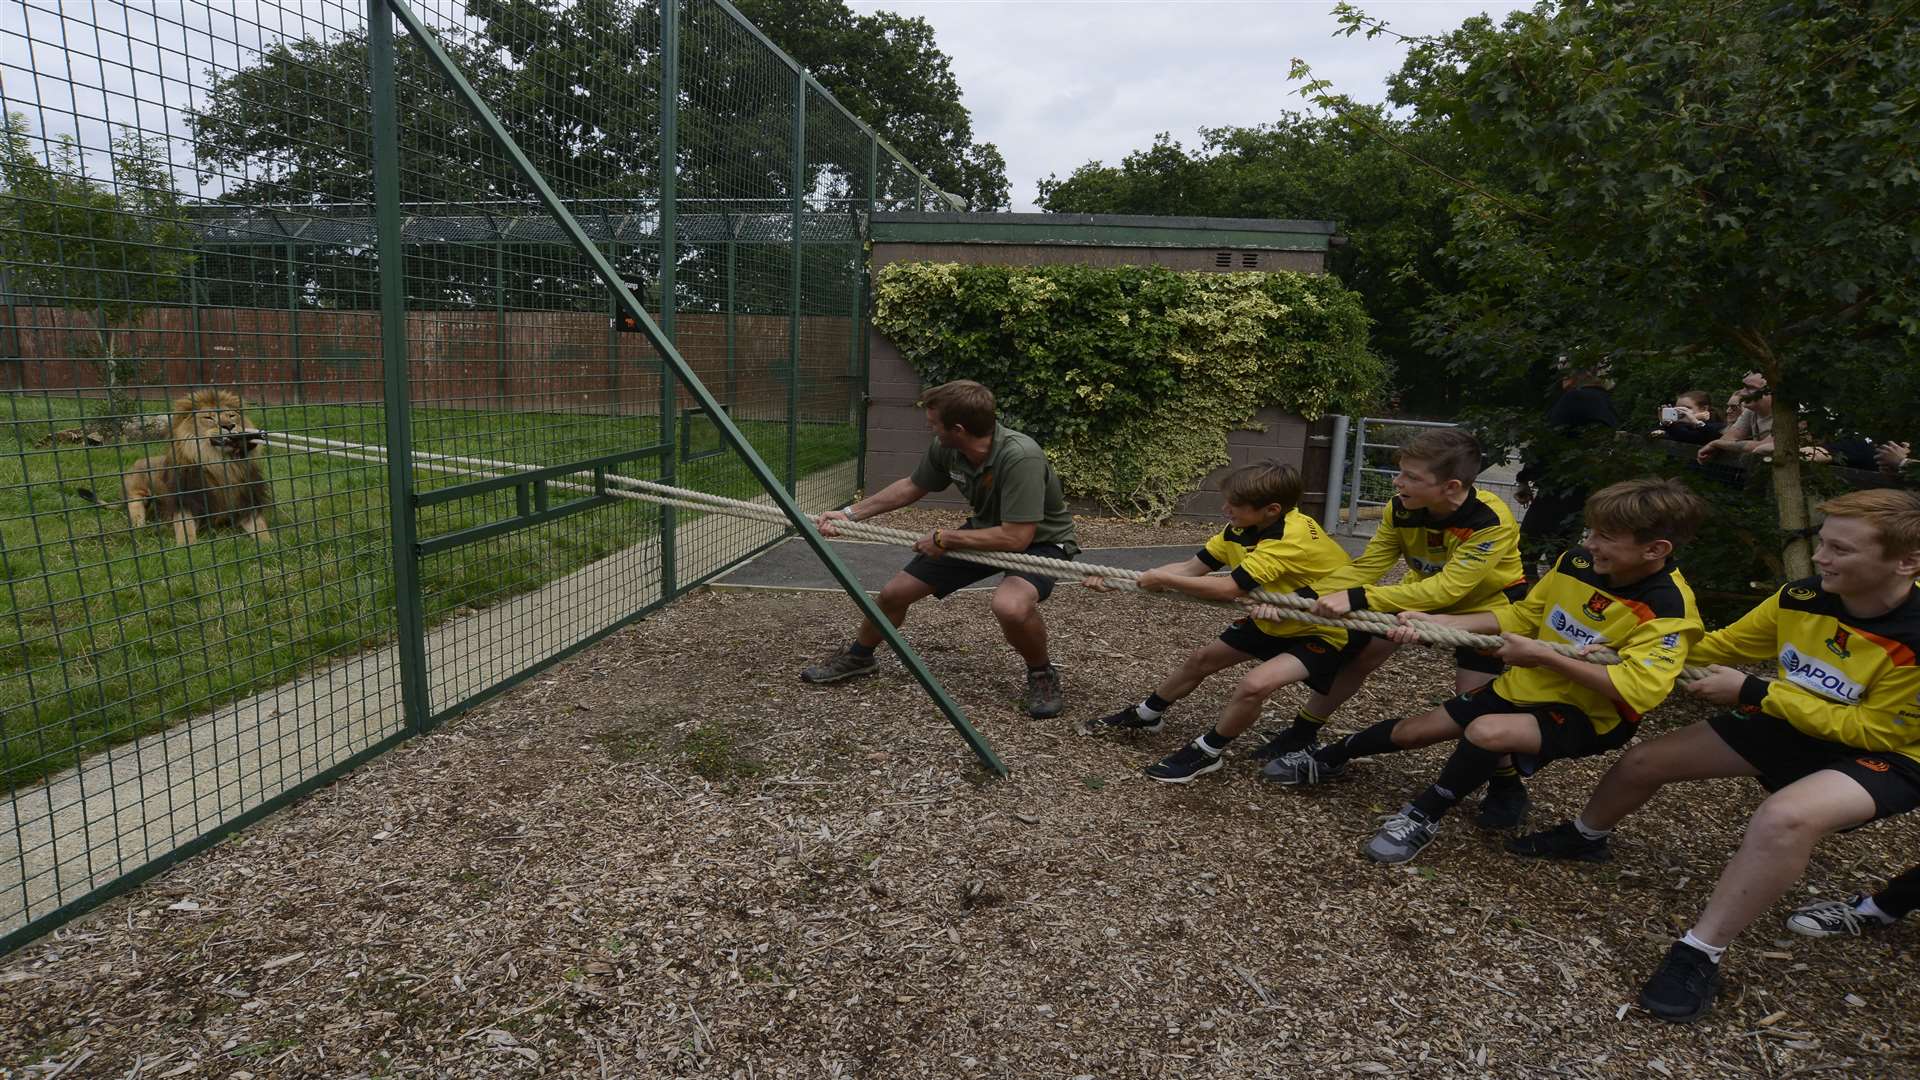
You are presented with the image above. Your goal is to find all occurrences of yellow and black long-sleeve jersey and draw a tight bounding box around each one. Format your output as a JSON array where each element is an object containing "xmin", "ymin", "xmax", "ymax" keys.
[
  {"xmin": 1197, "ymin": 509, "xmax": 1352, "ymax": 645},
  {"xmin": 1491, "ymin": 549, "xmax": 1703, "ymax": 733},
  {"xmin": 1695, "ymin": 577, "xmax": 1920, "ymax": 764},
  {"xmin": 1308, "ymin": 487, "xmax": 1526, "ymax": 616}
]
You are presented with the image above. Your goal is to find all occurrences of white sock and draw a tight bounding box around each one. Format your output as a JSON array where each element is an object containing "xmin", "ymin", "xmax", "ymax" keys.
[
  {"xmin": 1857, "ymin": 895, "xmax": 1896, "ymax": 923},
  {"xmin": 1680, "ymin": 929, "xmax": 1726, "ymax": 962},
  {"xmin": 1573, "ymin": 815, "xmax": 1612, "ymax": 840},
  {"xmin": 1135, "ymin": 701, "xmax": 1164, "ymax": 721}
]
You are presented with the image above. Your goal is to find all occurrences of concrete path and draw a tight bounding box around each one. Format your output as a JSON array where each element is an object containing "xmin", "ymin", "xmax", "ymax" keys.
[{"xmin": 1, "ymin": 461, "xmax": 855, "ymax": 941}]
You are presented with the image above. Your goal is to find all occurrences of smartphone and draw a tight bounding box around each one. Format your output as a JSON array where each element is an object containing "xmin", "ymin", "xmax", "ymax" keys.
[{"xmin": 1660, "ymin": 406, "xmax": 1685, "ymax": 422}]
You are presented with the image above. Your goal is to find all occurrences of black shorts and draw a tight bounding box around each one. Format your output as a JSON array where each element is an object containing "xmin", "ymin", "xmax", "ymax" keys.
[
  {"xmin": 1708, "ymin": 711, "xmax": 1920, "ymax": 821},
  {"xmin": 902, "ymin": 540, "xmax": 1073, "ymax": 601},
  {"xmin": 1442, "ymin": 684, "xmax": 1633, "ymax": 776},
  {"xmin": 1217, "ymin": 619, "xmax": 1352, "ymax": 695}
]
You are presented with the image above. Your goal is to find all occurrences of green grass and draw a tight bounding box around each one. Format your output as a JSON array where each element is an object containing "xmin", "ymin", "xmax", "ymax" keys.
[{"xmin": 0, "ymin": 393, "xmax": 854, "ymax": 788}]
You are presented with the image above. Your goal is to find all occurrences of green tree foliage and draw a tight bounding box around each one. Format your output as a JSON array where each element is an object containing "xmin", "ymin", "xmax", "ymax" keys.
[
  {"xmin": 188, "ymin": 0, "xmax": 1002, "ymax": 210},
  {"xmin": 873, "ymin": 262, "xmax": 1382, "ymax": 519},
  {"xmin": 1035, "ymin": 111, "xmax": 1460, "ymax": 413},
  {"xmin": 730, "ymin": 0, "xmax": 1009, "ymax": 210},
  {"xmin": 1, "ymin": 114, "xmax": 195, "ymax": 413},
  {"xmin": 1298, "ymin": 0, "xmax": 1920, "ymax": 580}
]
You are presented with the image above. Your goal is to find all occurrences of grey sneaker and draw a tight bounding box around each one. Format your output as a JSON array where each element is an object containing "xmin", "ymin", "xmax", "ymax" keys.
[
  {"xmin": 1786, "ymin": 896, "xmax": 1885, "ymax": 938},
  {"xmin": 799, "ymin": 646, "xmax": 879, "ymax": 684},
  {"xmin": 1025, "ymin": 665, "xmax": 1064, "ymax": 718},
  {"xmin": 1364, "ymin": 805, "xmax": 1439, "ymax": 864},
  {"xmin": 1261, "ymin": 748, "xmax": 1347, "ymax": 786}
]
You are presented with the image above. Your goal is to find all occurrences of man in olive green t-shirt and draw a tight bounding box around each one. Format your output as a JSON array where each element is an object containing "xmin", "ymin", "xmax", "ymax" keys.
[{"xmin": 800, "ymin": 379, "xmax": 1080, "ymax": 718}]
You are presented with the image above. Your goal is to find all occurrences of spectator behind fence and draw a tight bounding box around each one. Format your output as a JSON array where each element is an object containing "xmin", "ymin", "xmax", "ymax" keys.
[
  {"xmin": 1720, "ymin": 371, "xmax": 1767, "ymax": 434},
  {"xmin": 1698, "ymin": 380, "xmax": 1773, "ymax": 464},
  {"xmin": 1517, "ymin": 366, "xmax": 1618, "ymax": 576},
  {"xmin": 1650, "ymin": 390, "xmax": 1724, "ymax": 446}
]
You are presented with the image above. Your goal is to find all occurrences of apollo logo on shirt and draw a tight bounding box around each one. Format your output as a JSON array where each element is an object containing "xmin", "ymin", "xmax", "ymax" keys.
[
  {"xmin": 1547, "ymin": 606, "xmax": 1610, "ymax": 649},
  {"xmin": 1779, "ymin": 645, "xmax": 1864, "ymax": 703},
  {"xmin": 1408, "ymin": 557, "xmax": 1442, "ymax": 575}
]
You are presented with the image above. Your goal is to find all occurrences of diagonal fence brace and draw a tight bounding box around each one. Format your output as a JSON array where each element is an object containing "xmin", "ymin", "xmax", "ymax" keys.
[{"xmin": 380, "ymin": 0, "xmax": 1007, "ymax": 776}]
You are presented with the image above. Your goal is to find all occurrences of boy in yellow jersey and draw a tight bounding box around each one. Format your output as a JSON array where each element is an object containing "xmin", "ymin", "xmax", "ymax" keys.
[
  {"xmin": 1264, "ymin": 478, "xmax": 1707, "ymax": 865},
  {"xmin": 1084, "ymin": 462, "xmax": 1353, "ymax": 784},
  {"xmin": 1261, "ymin": 428, "xmax": 1530, "ymax": 825},
  {"xmin": 1509, "ymin": 489, "xmax": 1920, "ymax": 1023}
]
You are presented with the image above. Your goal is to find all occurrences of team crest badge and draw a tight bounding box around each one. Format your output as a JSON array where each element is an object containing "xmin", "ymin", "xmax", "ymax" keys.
[
  {"xmin": 1572, "ymin": 556, "xmax": 1591, "ymax": 569},
  {"xmin": 1582, "ymin": 592, "xmax": 1614, "ymax": 621},
  {"xmin": 1827, "ymin": 627, "xmax": 1852, "ymax": 659},
  {"xmin": 1787, "ymin": 585, "xmax": 1817, "ymax": 601},
  {"xmin": 1425, "ymin": 530, "xmax": 1445, "ymax": 549}
]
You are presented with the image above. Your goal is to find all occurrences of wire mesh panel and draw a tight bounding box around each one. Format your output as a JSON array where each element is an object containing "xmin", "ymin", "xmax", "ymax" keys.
[
  {"xmin": 0, "ymin": 0, "xmax": 963, "ymax": 953},
  {"xmin": 0, "ymin": 0, "xmax": 406, "ymax": 945},
  {"xmin": 389, "ymin": 0, "xmax": 678, "ymax": 721}
]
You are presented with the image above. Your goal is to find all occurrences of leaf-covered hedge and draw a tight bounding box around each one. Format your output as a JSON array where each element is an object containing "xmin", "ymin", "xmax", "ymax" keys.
[{"xmin": 872, "ymin": 262, "xmax": 1383, "ymax": 519}]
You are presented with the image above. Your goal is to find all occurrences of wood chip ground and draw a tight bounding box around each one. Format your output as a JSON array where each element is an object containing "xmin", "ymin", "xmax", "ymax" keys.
[{"xmin": 3, "ymin": 514, "xmax": 1917, "ymax": 1078}]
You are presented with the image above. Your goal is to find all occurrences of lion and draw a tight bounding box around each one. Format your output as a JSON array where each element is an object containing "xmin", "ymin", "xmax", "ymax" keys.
[{"xmin": 119, "ymin": 389, "xmax": 272, "ymax": 545}]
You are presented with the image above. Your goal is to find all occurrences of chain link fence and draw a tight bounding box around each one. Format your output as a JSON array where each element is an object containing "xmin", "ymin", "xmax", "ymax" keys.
[{"xmin": 0, "ymin": 0, "xmax": 965, "ymax": 953}]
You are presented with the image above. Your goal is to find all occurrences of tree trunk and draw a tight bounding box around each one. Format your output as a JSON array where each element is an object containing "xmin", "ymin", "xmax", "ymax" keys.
[{"xmin": 1768, "ymin": 394, "xmax": 1814, "ymax": 579}]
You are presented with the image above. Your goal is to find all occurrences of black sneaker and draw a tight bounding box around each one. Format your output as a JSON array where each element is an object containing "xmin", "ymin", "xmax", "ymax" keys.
[
  {"xmin": 799, "ymin": 646, "xmax": 879, "ymax": 683},
  {"xmin": 1638, "ymin": 940, "xmax": 1723, "ymax": 1023},
  {"xmin": 1089, "ymin": 704, "xmax": 1163, "ymax": 734},
  {"xmin": 1024, "ymin": 665, "xmax": 1065, "ymax": 719},
  {"xmin": 1247, "ymin": 725, "xmax": 1318, "ymax": 763},
  {"xmin": 1507, "ymin": 821, "xmax": 1611, "ymax": 863},
  {"xmin": 1144, "ymin": 740, "xmax": 1224, "ymax": 784},
  {"xmin": 1473, "ymin": 783, "xmax": 1531, "ymax": 830}
]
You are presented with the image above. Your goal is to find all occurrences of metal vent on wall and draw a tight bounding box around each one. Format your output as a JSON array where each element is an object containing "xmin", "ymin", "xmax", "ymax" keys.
[
  {"xmin": 1214, "ymin": 251, "xmax": 1232, "ymax": 267},
  {"xmin": 1240, "ymin": 252, "xmax": 1260, "ymax": 268}
]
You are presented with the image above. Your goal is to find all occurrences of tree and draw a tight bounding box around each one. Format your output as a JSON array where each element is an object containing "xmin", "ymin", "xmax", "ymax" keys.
[
  {"xmin": 730, "ymin": 0, "xmax": 1010, "ymax": 210},
  {"xmin": 1035, "ymin": 110, "xmax": 1461, "ymax": 413},
  {"xmin": 1, "ymin": 114, "xmax": 195, "ymax": 421},
  {"xmin": 1299, "ymin": 0, "xmax": 1920, "ymax": 578}
]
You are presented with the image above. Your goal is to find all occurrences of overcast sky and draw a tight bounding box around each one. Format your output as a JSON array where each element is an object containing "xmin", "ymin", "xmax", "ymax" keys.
[{"xmin": 848, "ymin": 0, "xmax": 1534, "ymax": 211}]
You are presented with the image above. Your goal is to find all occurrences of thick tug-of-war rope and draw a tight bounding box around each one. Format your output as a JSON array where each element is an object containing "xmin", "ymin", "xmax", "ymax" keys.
[{"xmin": 268, "ymin": 432, "xmax": 1713, "ymax": 681}]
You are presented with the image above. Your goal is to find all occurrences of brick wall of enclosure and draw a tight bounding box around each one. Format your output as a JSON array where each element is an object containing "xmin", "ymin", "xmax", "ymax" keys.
[{"xmin": 2, "ymin": 306, "xmax": 860, "ymax": 421}]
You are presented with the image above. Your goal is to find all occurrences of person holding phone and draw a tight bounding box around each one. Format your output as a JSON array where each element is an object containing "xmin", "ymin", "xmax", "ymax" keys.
[{"xmin": 1651, "ymin": 390, "xmax": 1723, "ymax": 446}]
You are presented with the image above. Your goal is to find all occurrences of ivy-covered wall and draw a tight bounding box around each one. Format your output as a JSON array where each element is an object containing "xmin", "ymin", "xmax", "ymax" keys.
[{"xmin": 871, "ymin": 262, "xmax": 1383, "ymax": 519}]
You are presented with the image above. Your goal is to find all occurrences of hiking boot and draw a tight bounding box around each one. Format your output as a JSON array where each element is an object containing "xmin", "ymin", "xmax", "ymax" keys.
[
  {"xmin": 1786, "ymin": 896, "xmax": 1885, "ymax": 938},
  {"xmin": 1144, "ymin": 740, "xmax": 1224, "ymax": 784},
  {"xmin": 1089, "ymin": 704, "xmax": 1163, "ymax": 734},
  {"xmin": 1247, "ymin": 725, "xmax": 1318, "ymax": 763},
  {"xmin": 1024, "ymin": 665, "xmax": 1065, "ymax": 719},
  {"xmin": 1473, "ymin": 783, "xmax": 1531, "ymax": 831},
  {"xmin": 1363, "ymin": 805, "xmax": 1439, "ymax": 864},
  {"xmin": 799, "ymin": 646, "xmax": 879, "ymax": 684},
  {"xmin": 1507, "ymin": 820, "xmax": 1612, "ymax": 863},
  {"xmin": 1638, "ymin": 940, "xmax": 1723, "ymax": 1023},
  {"xmin": 1260, "ymin": 748, "xmax": 1346, "ymax": 786}
]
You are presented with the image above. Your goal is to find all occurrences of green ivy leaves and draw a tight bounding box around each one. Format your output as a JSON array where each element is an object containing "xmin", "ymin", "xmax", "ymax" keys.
[{"xmin": 873, "ymin": 263, "xmax": 1382, "ymax": 520}]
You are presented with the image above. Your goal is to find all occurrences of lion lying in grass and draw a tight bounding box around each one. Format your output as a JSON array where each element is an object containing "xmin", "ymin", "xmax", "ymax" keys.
[{"xmin": 118, "ymin": 389, "xmax": 272, "ymax": 545}]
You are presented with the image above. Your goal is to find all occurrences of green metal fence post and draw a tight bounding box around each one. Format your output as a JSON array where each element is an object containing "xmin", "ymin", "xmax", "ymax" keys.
[
  {"xmin": 286, "ymin": 241, "xmax": 303, "ymax": 403},
  {"xmin": 371, "ymin": 0, "xmax": 432, "ymax": 734},
  {"xmin": 384, "ymin": 0, "xmax": 1005, "ymax": 776},
  {"xmin": 494, "ymin": 241, "xmax": 509, "ymax": 408},
  {"xmin": 185, "ymin": 258, "xmax": 206, "ymax": 387},
  {"xmin": 723, "ymin": 215, "xmax": 736, "ymax": 405},
  {"xmin": 657, "ymin": 0, "xmax": 679, "ymax": 601},
  {"xmin": 857, "ymin": 133, "xmax": 877, "ymax": 493},
  {"xmin": 787, "ymin": 71, "xmax": 804, "ymax": 493}
]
